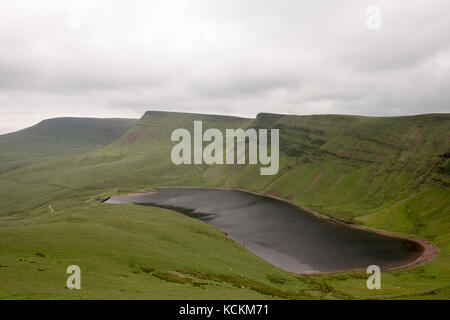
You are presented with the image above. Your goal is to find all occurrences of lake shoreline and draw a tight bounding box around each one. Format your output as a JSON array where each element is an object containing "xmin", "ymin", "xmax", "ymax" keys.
[{"xmin": 108, "ymin": 186, "xmax": 439, "ymax": 275}]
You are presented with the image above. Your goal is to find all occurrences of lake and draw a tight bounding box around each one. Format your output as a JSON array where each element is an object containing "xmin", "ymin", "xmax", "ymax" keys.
[{"xmin": 106, "ymin": 188, "xmax": 423, "ymax": 273}]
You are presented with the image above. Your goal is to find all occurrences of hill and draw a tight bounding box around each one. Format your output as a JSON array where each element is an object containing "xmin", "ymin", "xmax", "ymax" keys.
[
  {"xmin": 96, "ymin": 111, "xmax": 449, "ymax": 226},
  {"xmin": 0, "ymin": 111, "xmax": 448, "ymax": 299},
  {"xmin": 0, "ymin": 117, "xmax": 137, "ymax": 174}
]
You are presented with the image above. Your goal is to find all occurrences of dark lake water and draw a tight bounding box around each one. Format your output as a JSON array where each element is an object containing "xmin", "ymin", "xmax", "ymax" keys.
[{"xmin": 106, "ymin": 188, "xmax": 422, "ymax": 273}]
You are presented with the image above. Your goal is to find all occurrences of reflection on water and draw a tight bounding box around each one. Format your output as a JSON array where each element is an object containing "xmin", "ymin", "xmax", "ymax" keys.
[{"xmin": 107, "ymin": 188, "xmax": 422, "ymax": 273}]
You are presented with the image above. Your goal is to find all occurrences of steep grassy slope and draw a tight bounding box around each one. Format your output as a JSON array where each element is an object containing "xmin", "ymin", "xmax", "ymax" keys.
[
  {"xmin": 240, "ymin": 113, "xmax": 449, "ymax": 220},
  {"xmin": 93, "ymin": 111, "xmax": 449, "ymax": 225},
  {"xmin": 0, "ymin": 117, "xmax": 137, "ymax": 174},
  {"xmin": 0, "ymin": 111, "xmax": 448, "ymax": 299}
]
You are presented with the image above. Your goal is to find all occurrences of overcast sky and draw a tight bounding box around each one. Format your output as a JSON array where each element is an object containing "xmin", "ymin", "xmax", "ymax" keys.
[{"xmin": 1, "ymin": 0, "xmax": 449, "ymax": 134}]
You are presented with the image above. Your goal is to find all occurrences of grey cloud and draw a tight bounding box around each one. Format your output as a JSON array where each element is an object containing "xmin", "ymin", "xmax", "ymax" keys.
[{"xmin": 0, "ymin": 0, "xmax": 449, "ymax": 134}]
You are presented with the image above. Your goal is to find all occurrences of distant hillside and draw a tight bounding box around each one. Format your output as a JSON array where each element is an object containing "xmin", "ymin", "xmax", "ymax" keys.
[
  {"xmin": 0, "ymin": 117, "xmax": 137, "ymax": 173},
  {"xmin": 0, "ymin": 111, "xmax": 448, "ymax": 299},
  {"xmin": 4, "ymin": 110, "xmax": 447, "ymax": 247},
  {"xmin": 97, "ymin": 111, "xmax": 449, "ymax": 225},
  {"xmin": 6, "ymin": 111, "xmax": 446, "ymax": 227}
]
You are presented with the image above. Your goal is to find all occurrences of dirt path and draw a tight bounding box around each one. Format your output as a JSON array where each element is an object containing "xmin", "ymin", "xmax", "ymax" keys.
[{"xmin": 48, "ymin": 205, "xmax": 54, "ymax": 213}]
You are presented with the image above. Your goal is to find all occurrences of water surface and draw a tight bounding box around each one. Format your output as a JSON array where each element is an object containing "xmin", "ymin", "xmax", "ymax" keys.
[{"xmin": 107, "ymin": 188, "xmax": 422, "ymax": 273}]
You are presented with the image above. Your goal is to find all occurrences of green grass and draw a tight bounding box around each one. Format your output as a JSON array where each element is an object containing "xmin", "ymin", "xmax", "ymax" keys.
[{"xmin": 0, "ymin": 111, "xmax": 449, "ymax": 299}]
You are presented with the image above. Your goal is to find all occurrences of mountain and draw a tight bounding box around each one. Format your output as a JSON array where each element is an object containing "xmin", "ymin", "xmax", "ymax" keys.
[
  {"xmin": 0, "ymin": 111, "xmax": 448, "ymax": 299},
  {"xmin": 95, "ymin": 111, "xmax": 449, "ymax": 226},
  {"xmin": 13, "ymin": 110, "xmax": 445, "ymax": 237},
  {"xmin": 0, "ymin": 117, "xmax": 137, "ymax": 173}
]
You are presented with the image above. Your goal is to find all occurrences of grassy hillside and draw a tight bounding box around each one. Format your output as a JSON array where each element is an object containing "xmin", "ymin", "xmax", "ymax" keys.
[
  {"xmin": 94, "ymin": 111, "xmax": 450, "ymax": 226},
  {"xmin": 0, "ymin": 111, "xmax": 448, "ymax": 299},
  {"xmin": 0, "ymin": 117, "xmax": 137, "ymax": 174}
]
